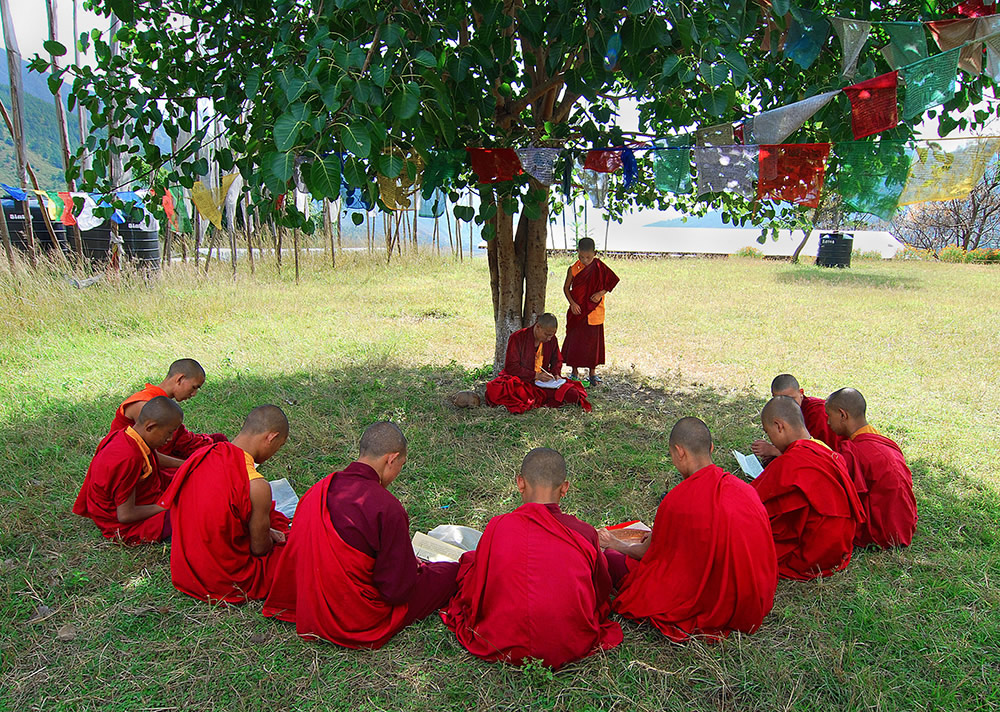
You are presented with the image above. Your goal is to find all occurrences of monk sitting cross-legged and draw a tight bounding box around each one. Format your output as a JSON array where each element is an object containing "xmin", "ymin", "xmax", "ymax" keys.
[
  {"xmin": 109, "ymin": 358, "xmax": 227, "ymax": 471},
  {"xmin": 602, "ymin": 418, "xmax": 777, "ymax": 642},
  {"xmin": 752, "ymin": 374, "xmax": 841, "ymax": 464},
  {"xmin": 825, "ymin": 388, "xmax": 918, "ymax": 549},
  {"xmin": 442, "ymin": 448, "xmax": 623, "ymax": 669},
  {"xmin": 485, "ymin": 312, "xmax": 591, "ymax": 414},
  {"xmin": 73, "ymin": 397, "xmax": 182, "ymax": 544},
  {"xmin": 158, "ymin": 405, "xmax": 292, "ymax": 604},
  {"xmin": 752, "ymin": 397, "xmax": 865, "ymax": 581},
  {"xmin": 562, "ymin": 237, "xmax": 620, "ymax": 386},
  {"xmin": 263, "ymin": 422, "xmax": 459, "ymax": 649}
]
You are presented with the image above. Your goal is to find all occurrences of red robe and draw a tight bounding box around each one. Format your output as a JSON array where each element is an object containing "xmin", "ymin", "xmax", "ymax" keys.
[
  {"xmin": 838, "ymin": 433, "xmax": 918, "ymax": 548},
  {"xmin": 801, "ymin": 395, "xmax": 841, "ymax": 450},
  {"xmin": 485, "ymin": 325, "xmax": 592, "ymax": 413},
  {"xmin": 563, "ymin": 258, "xmax": 620, "ymax": 369},
  {"xmin": 72, "ymin": 428, "xmax": 169, "ymax": 544},
  {"xmin": 613, "ymin": 465, "xmax": 778, "ymax": 641},
  {"xmin": 441, "ymin": 502, "xmax": 622, "ymax": 669},
  {"xmin": 157, "ymin": 442, "xmax": 291, "ymax": 603},
  {"xmin": 109, "ymin": 384, "xmax": 227, "ymax": 459},
  {"xmin": 263, "ymin": 471, "xmax": 451, "ymax": 649},
  {"xmin": 752, "ymin": 439, "xmax": 864, "ymax": 580}
]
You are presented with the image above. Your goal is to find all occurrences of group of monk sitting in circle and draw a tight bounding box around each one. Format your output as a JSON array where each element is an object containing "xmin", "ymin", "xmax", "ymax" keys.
[{"xmin": 75, "ymin": 356, "xmax": 917, "ymax": 669}]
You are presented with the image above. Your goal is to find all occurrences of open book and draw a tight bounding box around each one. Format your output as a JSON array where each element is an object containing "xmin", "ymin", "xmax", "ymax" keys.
[
  {"xmin": 732, "ymin": 450, "xmax": 764, "ymax": 480},
  {"xmin": 412, "ymin": 525, "xmax": 482, "ymax": 563},
  {"xmin": 269, "ymin": 478, "xmax": 300, "ymax": 518},
  {"xmin": 606, "ymin": 520, "xmax": 652, "ymax": 543},
  {"xmin": 535, "ymin": 377, "xmax": 567, "ymax": 389}
]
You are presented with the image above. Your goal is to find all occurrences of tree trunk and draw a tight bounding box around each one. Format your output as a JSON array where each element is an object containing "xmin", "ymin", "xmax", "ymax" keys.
[
  {"xmin": 520, "ymin": 181, "xmax": 550, "ymax": 325},
  {"xmin": 486, "ymin": 186, "xmax": 523, "ymax": 373}
]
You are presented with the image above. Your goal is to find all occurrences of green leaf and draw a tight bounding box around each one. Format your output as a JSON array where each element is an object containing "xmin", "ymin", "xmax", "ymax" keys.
[
  {"xmin": 274, "ymin": 105, "xmax": 310, "ymax": 152},
  {"xmin": 108, "ymin": 0, "xmax": 135, "ymax": 24},
  {"xmin": 771, "ymin": 0, "xmax": 790, "ymax": 17},
  {"xmin": 43, "ymin": 40, "xmax": 67, "ymax": 57},
  {"xmin": 371, "ymin": 64, "xmax": 390, "ymax": 88},
  {"xmin": 271, "ymin": 151, "xmax": 295, "ymax": 182},
  {"xmin": 342, "ymin": 122, "xmax": 371, "ymax": 158},
  {"xmin": 454, "ymin": 205, "xmax": 475, "ymax": 222},
  {"xmin": 351, "ymin": 212, "xmax": 365, "ymax": 225},
  {"xmin": 378, "ymin": 153, "xmax": 404, "ymax": 178},
  {"xmin": 306, "ymin": 156, "xmax": 342, "ymax": 199},
  {"xmin": 661, "ymin": 56, "xmax": 681, "ymax": 77},
  {"xmin": 414, "ymin": 50, "xmax": 437, "ymax": 68},
  {"xmin": 392, "ymin": 82, "xmax": 421, "ymax": 120},
  {"xmin": 699, "ymin": 62, "xmax": 729, "ymax": 87},
  {"xmin": 278, "ymin": 67, "xmax": 307, "ymax": 102},
  {"xmin": 627, "ymin": 0, "xmax": 653, "ymax": 13}
]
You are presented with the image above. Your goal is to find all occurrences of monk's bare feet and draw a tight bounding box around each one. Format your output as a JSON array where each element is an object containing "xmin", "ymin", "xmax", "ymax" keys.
[{"xmin": 571, "ymin": 368, "xmax": 579, "ymax": 381}]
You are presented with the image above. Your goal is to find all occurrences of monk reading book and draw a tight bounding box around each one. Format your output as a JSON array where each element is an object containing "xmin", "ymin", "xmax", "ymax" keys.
[
  {"xmin": 263, "ymin": 422, "xmax": 459, "ymax": 649},
  {"xmin": 73, "ymin": 397, "xmax": 182, "ymax": 544},
  {"xmin": 752, "ymin": 374, "xmax": 842, "ymax": 464},
  {"xmin": 562, "ymin": 237, "xmax": 620, "ymax": 386},
  {"xmin": 158, "ymin": 405, "xmax": 292, "ymax": 604},
  {"xmin": 108, "ymin": 358, "xmax": 227, "ymax": 470},
  {"xmin": 752, "ymin": 397, "xmax": 864, "ymax": 580},
  {"xmin": 442, "ymin": 448, "xmax": 622, "ymax": 669},
  {"xmin": 602, "ymin": 418, "xmax": 777, "ymax": 641},
  {"xmin": 825, "ymin": 388, "xmax": 918, "ymax": 548},
  {"xmin": 485, "ymin": 313, "xmax": 591, "ymax": 414}
]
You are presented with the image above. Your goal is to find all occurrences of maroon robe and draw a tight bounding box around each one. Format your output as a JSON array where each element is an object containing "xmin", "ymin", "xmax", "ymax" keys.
[
  {"xmin": 485, "ymin": 325, "xmax": 592, "ymax": 413},
  {"xmin": 838, "ymin": 433, "xmax": 918, "ymax": 548},
  {"xmin": 442, "ymin": 502, "xmax": 622, "ymax": 669},
  {"xmin": 801, "ymin": 395, "xmax": 842, "ymax": 450},
  {"xmin": 612, "ymin": 465, "xmax": 777, "ymax": 641},
  {"xmin": 563, "ymin": 258, "xmax": 620, "ymax": 369}
]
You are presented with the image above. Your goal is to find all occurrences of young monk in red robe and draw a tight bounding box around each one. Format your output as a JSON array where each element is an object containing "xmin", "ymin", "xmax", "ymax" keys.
[
  {"xmin": 562, "ymin": 238, "xmax": 620, "ymax": 386},
  {"xmin": 485, "ymin": 313, "xmax": 591, "ymax": 414},
  {"xmin": 825, "ymin": 388, "xmax": 918, "ymax": 548},
  {"xmin": 752, "ymin": 374, "xmax": 842, "ymax": 464},
  {"xmin": 263, "ymin": 422, "xmax": 458, "ymax": 648},
  {"xmin": 442, "ymin": 448, "xmax": 622, "ymax": 669},
  {"xmin": 158, "ymin": 405, "xmax": 292, "ymax": 604},
  {"xmin": 108, "ymin": 358, "xmax": 227, "ymax": 471},
  {"xmin": 73, "ymin": 397, "xmax": 182, "ymax": 544},
  {"xmin": 752, "ymin": 396, "xmax": 864, "ymax": 580},
  {"xmin": 601, "ymin": 418, "xmax": 777, "ymax": 641}
]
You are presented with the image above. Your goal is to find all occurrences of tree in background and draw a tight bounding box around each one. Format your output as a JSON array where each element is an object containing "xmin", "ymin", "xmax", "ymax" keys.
[
  {"xmin": 37, "ymin": 0, "xmax": 997, "ymax": 368},
  {"xmin": 893, "ymin": 163, "xmax": 1000, "ymax": 252}
]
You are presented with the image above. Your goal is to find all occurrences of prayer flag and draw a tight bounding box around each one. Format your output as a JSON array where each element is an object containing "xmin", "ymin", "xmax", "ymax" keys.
[
  {"xmin": 377, "ymin": 151, "xmax": 423, "ymax": 211},
  {"xmin": 898, "ymin": 138, "xmax": 1000, "ymax": 206},
  {"xmin": 881, "ymin": 22, "xmax": 928, "ymax": 69},
  {"xmin": 191, "ymin": 181, "xmax": 224, "ymax": 229},
  {"xmin": 418, "ymin": 188, "xmax": 446, "ymax": 218},
  {"xmin": 927, "ymin": 18, "xmax": 984, "ymax": 75},
  {"xmin": 831, "ymin": 18, "xmax": 872, "ymax": 78},
  {"xmin": 466, "ymin": 148, "xmax": 522, "ymax": 183},
  {"xmin": 57, "ymin": 191, "xmax": 76, "ymax": 226},
  {"xmin": 748, "ymin": 90, "xmax": 840, "ymax": 145},
  {"xmin": 828, "ymin": 141, "xmax": 912, "ymax": 220},
  {"xmin": 622, "ymin": 148, "xmax": 638, "ymax": 188},
  {"xmin": 784, "ymin": 9, "xmax": 831, "ymax": 70},
  {"xmin": 1, "ymin": 183, "xmax": 27, "ymax": 201},
  {"xmin": 900, "ymin": 48, "xmax": 961, "ymax": 120},
  {"xmin": 843, "ymin": 72, "xmax": 899, "ymax": 139},
  {"xmin": 694, "ymin": 145, "xmax": 759, "ymax": 198},
  {"xmin": 757, "ymin": 143, "xmax": 831, "ymax": 208},
  {"xmin": 946, "ymin": 0, "xmax": 996, "ymax": 17},
  {"xmin": 516, "ymin": 148, "xmax": 561, "ymax": 185},
  {"xmin": 576, "ymin": 159, "xmax": 610, "ymax": 208},
  {"xmin": 583, "ymin": 150, "xmax": 623, "ymax": 173},
  {"xmin": 696, "ymin": 123, "xmax": 735, "ymax": 146},
  {"xmin": 652, "ymin": 139, "xmax": 692, "ymax": 194},
  {"xmin": 75, "ymin": 193, "xmax": 104, "ymax": 231}
]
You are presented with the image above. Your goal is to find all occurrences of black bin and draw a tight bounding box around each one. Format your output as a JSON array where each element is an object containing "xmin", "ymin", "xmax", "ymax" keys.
[
  {"xmin": 817, "ymin": 232, "xmax": 853, "ymax": 268},
  {"xmin": 80, "ymin": 219, "xmax": 161, "ymax": 269},
  {"xmin": 2, "ymin": 199, "xmax": 69, "ymax": 253}
]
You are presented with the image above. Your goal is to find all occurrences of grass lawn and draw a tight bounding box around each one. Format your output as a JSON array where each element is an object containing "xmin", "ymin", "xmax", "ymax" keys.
[{"xmin": 1, "ymin": 251, "xmax": 998, "ymax": 711}]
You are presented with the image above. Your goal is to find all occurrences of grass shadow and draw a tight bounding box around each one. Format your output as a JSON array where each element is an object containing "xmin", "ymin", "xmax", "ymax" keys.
[
  {"xmin": 0, "ymin": 363, "xmax": 997, "ymax": 711},
  {"xmin": 776, "ymin": 265, "xmax": 924, "ymax": 290}
]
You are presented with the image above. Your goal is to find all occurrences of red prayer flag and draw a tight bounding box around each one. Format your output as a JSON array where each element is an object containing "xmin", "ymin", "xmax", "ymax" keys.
[
  {"xmin": 946, "ymin": 0, "xmax": 996, "ymax": 17},
  {"xmin": 583, "ymin": 150, "xmax": 623, "ymax": 173},
  {"xmin": 757, "ymin": 143, "xmax": 831, "ymax": 208},
  {"xmin": 843, "ymin": 72, "xmax": 899, "ymax": 139},
  {"xmin": 159, "ymin": 189, "xmax": 178, "ymax": 229},
  {"xmin": 734, "ymin": 123, "xmax": 746, "ymax": 144},
  {"xmin": 466, "ymin": 148, "xmax": 523, "ymax": 183},
  {"xmin": 57, "ymin": 191, "xmax": 76, "ymax": 226}
]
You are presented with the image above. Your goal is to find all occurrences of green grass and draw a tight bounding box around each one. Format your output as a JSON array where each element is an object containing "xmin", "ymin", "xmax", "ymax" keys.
[{"xmin": 1, "ymin": 251, "xmax": 999, "ymax": 711}]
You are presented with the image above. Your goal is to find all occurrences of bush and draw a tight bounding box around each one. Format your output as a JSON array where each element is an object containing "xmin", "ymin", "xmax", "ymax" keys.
[
  {"xmin": 851, "ymin": 249, "xmax": 884, "ymax": 261},
  {"xmin": 939, "ymin": 245, "xmax": 966, "ymax": 263},
  {"xmin": 965, "ymin": 247, "xmax": 1000, "ymax": 263},
  {"xmin": 899, "ymin": 246, "xmax": 933, "ymax": 260},
  {"xmin": 734, "ymin": 246, "xmax": 765, "ymax": 258}
]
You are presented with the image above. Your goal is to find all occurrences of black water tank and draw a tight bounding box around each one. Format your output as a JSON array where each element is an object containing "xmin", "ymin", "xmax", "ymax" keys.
[
  {"xmin": 80, "ymin": 219, "xmax": 161, "ymax": 268},
  {"xmin": 817, "ymin": 232, "xmax": 853, "ymax": 268},
  {"xmin": 2, "ymin": 199, "xmax": 69, "ymax": 253}
]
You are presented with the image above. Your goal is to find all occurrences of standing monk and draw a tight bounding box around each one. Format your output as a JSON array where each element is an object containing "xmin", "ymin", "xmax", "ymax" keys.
[
  {"xmin": 158, "ymin": 405, "xmax": 292, "ymax": 604},
  {"xmin": 485, "ymin": 313, "xmax": 591, "ymax": 414},
  {"xmin": 825, "ymin": 388, "xmax": 918, "ymax": 548},
  {"xmin": 562, "ymin": 237, "xmax": 620, "ymax": 386},
  {"xmin": 263, "ymin": 422, "xmax": 459, "ymax": 649},
  {"xmin": 602, "ymin": 418, "xmax": 777, "ymax": 641},
  {"xmin": 442, "ymin": 448, "xmax": 622, "ymax": 669},
  {"xmin": 73, "ymin": 397, "xmax": 182, "ymax": 544},
  {"xmin": 752, "ymin": 374, "xmax": 841, "ymax": 463},
  {"xmin": 752, "ymin": 396, "xmax": 864, "ymax": 580}
]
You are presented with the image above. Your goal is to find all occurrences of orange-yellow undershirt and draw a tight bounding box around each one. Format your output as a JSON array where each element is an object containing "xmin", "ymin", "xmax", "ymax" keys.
[
  {"xmin": 850, "ymin": 424, "xmax": 880, "ymax": 440},
  {"xmin": 243, "ymin": 450, "xmax": 263, "ymax": 481},
  {"xmin": 534, "ymin": 342, "xmax": 544, "ymax": 374},
  {"xmin": 571, "ymin": 260, "xmax": 606, "ymax": 326},
  {"xmin": 123, "ymin": 426, "xmax": 154, "ymax": 480},
  {"xmin": 810, "ymin": 438, "xmax": 832, "ymax": 451}
]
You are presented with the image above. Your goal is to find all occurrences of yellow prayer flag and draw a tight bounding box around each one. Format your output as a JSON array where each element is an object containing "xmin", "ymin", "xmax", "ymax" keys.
[
  {"xmin": 377, "ymin": 150, "xmax": 423, "ymax": 211},
  {"xmin": 32, "ymin": 190, "xmax": 60, "ymax": 220},
  {"xmin": 190, "ymin": 181, "xmax": 224, "ymax": 229},
  {"xmin": 897, "ymin": 138, "xmax": 1000, "ymax": 206}
]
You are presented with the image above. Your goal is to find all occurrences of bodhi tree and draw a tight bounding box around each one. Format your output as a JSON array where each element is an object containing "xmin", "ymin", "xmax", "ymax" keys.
[{"xmin": 41, "ymin": 0, "xmax": 998, "ymax": 369}]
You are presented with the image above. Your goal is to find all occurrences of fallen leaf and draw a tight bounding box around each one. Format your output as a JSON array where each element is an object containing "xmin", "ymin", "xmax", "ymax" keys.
[
  {"xmin": 28, "ymin": 605, "xmax": 54, "ymax": 623},
  {"xmin": 56, "ymin": 623, "xmax": 78, "ymax": 641},
  {"xmin": 157, "ymin": 606, "xmax": 171, "ymax": 615},
  {"xmin": 249, "ymin": 632, "xmax": 269, "ymax": 644}
]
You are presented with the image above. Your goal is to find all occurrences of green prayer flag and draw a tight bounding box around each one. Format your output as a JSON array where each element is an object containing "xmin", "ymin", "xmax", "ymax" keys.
[
  {"xmin": 828, "ymin": 141, "xmax": 912, "ymax": 220},
  {"xmin": 651, "ymin": 138, "xmax": 692, "ymax": 194},
  {"xmin": 882, "ymin": 22, "xmax": 928, "ymax": 69},
  {"xmin": 900, "ymin": 48, "xmax": 961, "ymax": 120}
]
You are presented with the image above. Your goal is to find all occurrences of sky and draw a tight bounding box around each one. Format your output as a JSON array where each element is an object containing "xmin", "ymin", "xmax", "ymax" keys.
[{"xmin": 1, "ymin": 1, "xmax": 106, "ymax": 62}]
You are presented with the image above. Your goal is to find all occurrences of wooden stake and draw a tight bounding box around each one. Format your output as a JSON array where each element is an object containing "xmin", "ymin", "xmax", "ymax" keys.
[
  {"xmin": 293, "ymin": 228, "xmax": 300, "ymax": 284},
  {"xmin": 73, "ymin": 0, "xmax": 90, "ymax": 176}
]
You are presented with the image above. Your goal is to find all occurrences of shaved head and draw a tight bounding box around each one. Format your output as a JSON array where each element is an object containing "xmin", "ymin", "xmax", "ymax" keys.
[
  {"xmin": 669, "ymin": 417, "xmax": 713, "ymax": 456},
  {"xmin": 827, "ymin": 388, "xmax": 867, "ymax": 419},
  {"xmin": 359, "ymin": 421, "xmax": 407, "ymax": 458},
  {"xmin": 520, "ymin": 447, "xmax": 567, "ymax": 488},
  {"xmin": 536, "ymin": 312, "xmax": 558, "ymax": 329},
  {"xmin": 577, "ymin": 237, "xmax": 596, "ymax": 252},
  {"xmin": 167, "ymin": 358, "xmax": 205, "ymax": 380},
  {"xmin": 771, "ymin": 373, "xmax": 800, "ymax": 394},
  {"xmin": 762, "ymin": 395, "xmax": 806, "ymax": 429},
  {"xmin": 240, "ymin": 405, "xmax": 289, "ymax": 437},
  {"xmin": 137, "ymin": 396, "xmax": 183, "ymax": 425}
]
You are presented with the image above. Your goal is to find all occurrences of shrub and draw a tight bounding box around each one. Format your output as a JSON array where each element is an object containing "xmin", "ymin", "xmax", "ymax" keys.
[
  {"xmin": 939, "ymin": 245, "xmax": 966, "ymax": 263},
  {"xmin": 734, "ymin": 246, "xmax": 765, "ymax": 258},
  {"xmin": 965, "ymin": 247, "xmax": 1000, "ymax": 263},
  {"xmin": 899, "ymin": 246, "xmax": 933, "ymax": 260},
  {"xmin": 851, "ymin": 249, "xmax": 885, "ymax": 261}
]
